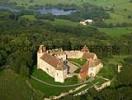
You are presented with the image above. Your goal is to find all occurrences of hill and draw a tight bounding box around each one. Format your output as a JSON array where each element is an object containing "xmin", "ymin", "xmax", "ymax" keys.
[{"xmin": 0, "ymin": 69, "xmax": 42, "ymax": 100}]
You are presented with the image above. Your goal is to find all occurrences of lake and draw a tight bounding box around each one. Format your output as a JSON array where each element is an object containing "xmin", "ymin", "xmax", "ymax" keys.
[
  {"xmin": 0, "ymin": 6, "xmax": 19, "ymax": 13},
  {"xmin": 37, "ymin": 8, "xmax": 76, "ymax": 15},
  {"xmin": 0, "ymin": 5, "xmax": 76, "ymax": 16}
]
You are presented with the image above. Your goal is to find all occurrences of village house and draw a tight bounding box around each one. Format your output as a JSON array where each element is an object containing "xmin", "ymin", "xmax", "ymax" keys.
[
  {"xmin": 37, "ymin": 45, "xmax": 103, "ymax": 83},
  {"xmin": 80, "ymin": 19, "xmax": 93, "ymax": 25}
]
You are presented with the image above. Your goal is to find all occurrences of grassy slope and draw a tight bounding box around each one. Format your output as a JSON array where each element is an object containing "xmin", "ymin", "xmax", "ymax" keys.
[
  {"xmin": 51, "ymin": 19, "xmax": 79, "ymax": 27},
  {"xmin": 98, "ymin": 27, "xmax": 132, "ymax": 37},
  {"xmin": 9, "ymin": 0, "xmax": 84, "ymax": 6},
  {"xmin": 8, "ymin": 0, "xmax": 132, "ymax": 38},
  {"xmin": 30, "ymin": 69, "xmax": 78, "ymax": 96},
  {"xmin": 82, "ymin": 0, "xmax": 132, "ymax": 24},
  {"xmin": 97, "ymin": 55, "xmax": 128, "ymax": 79},
  {"xmin": 0, "ymin": 69, "xmax": 41, "ymax": 100}
]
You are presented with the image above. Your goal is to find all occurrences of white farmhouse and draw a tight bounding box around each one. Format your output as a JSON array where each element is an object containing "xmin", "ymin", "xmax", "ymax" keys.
[{"xmin": 80, "ymin": 19, "xmax": 93, "ymax": 25}]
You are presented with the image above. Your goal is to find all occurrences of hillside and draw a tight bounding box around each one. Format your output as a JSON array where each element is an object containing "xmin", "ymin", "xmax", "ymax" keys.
[
  {"xmin": 0, "ymin": 69, "xmax": 42, "ymax": 100},
  {"xmin": 6, "ymin": 0, "xmax": 132, "ymax": 24}
]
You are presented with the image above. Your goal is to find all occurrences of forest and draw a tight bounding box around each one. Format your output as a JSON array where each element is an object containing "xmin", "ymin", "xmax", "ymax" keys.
[{"xmin": 0, "ymin": 1, "xmax": 132, "ymax": 100}]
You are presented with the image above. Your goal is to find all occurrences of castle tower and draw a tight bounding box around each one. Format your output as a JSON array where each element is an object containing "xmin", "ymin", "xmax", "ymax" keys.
[
  {"xmin": 55, "ymin": 60, "xmax": 67, "ymax": 83},
  {"xmin": 81, "ymin": 45, "xmax": 89, "ymax": 53},
  {"xmin": 37, "ymin": 45, "xmax": 46, "ymax": 69},
  {"xmin": 38, "ymin": 45, "xmax": 46, "ymax": 53}
]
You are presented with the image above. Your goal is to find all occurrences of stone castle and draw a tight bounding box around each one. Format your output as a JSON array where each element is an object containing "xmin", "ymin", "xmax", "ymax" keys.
[{"xmin": 37, "ymin": 45, "xmax": 103, "ymax": 83}]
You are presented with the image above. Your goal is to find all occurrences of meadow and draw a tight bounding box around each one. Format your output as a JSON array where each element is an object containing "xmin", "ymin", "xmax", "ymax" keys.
[{"xmin": 99, "ymin": 27, "xmax": 132, "ymax": 37}]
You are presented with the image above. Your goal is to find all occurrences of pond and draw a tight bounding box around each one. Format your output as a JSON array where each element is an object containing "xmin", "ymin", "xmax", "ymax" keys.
[
  {"xmin": 37, "ymin": 7, "xmax": 77, "ymax": 15},
  {"xmin": 0, "ymin": 5, "xmax": 20, "ymax": 12},
  {"xmin": 0, "ymin": 5, "xmax": 77, "ymax": 16}
]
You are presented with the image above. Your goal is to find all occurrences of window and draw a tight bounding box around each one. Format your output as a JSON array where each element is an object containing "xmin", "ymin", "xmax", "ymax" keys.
[{"xmin": 46, "ymin": 68, "xmax": 49, "ymax": 72}]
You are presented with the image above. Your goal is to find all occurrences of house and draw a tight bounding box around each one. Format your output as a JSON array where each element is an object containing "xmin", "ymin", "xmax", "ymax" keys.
[
  {"xmin": 37, "ymin": 45, "xmax": 103, "ymax": 83},
  {"xmin": 80, "ymin": 19, "xmax": 93, "ymax": 25}
]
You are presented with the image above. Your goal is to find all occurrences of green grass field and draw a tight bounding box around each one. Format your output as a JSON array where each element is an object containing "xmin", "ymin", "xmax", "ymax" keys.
[
  {"xmin": 81, "ymin": 0, "xmax": 132, "ymax": 24},
  {"xmin": 99, "ymin": 27, "xmax": 132, "ymax": 37},
  {"xmin": 0, "ymin": 69, "xmax": 42, "ymax": 100},
  {"xmin": 68, "ymin": 58, "xmax": 87, "ymax": 66},
  {"xmin": 20, "ymin": 15, "xmax": 37, "ymax": 21},
  {"xmin": 51, "ymin": 19, "xmax": 79, "ymax": 27},
  {"xmin": 9, "ymin": 0, "xmax": 86, "ymax": 6},
  {"xmin": 30, "ymin": 69, "xmax": 78, "ymax": 96}
]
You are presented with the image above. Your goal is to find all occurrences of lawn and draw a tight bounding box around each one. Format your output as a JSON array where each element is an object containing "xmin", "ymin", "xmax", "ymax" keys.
[
  {"xmin": 97, "ymin": 64, "xmax": 117, "ymax": 79},
  {"xmin": 32, "ymin": 69, "xmax": 79, "ymax": 85},
  {"xmin": 0, "ymin": 69, "xmax": 42, "ymax": 100},
  {"xmin": 99, "ymin": 27, "xmax": 132, "ymax": 37},
  {"xmin": 30, "ymin": 69, "xmax": 79, "ymax": 96},
  {"xmin": 68, "ymin": 58, "xmax": 87, "ymax": 67}
]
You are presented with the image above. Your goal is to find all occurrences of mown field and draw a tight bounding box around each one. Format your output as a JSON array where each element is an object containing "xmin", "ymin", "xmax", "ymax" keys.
[{"xmin": 0, "ymin": 69, "xmax": 42, "ymax": 100}]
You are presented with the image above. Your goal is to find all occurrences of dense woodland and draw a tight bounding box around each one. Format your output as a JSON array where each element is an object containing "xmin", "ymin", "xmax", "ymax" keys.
[{"xmin": 0, "ymin": 2, "xmax": 132, "ymax": 100}]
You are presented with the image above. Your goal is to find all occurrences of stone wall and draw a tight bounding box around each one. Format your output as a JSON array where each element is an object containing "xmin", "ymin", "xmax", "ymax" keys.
[
  {"xmin": 56, "ymin": 54, "xmax": 67, "ymax": 61},
  {"xmin": 55, "ymin": 69, "xmax": 67, "ymax": 83},
  {"xmin": 88, "ymin": 63, "xmax": 103, "ymax": 77},
  {"xmin": 37, "ymin": 56, "xmax": 56, "ymax": 77},
  {"xmin": 37, "ymin": 51, "xmax": 66, "ymax": 83},
  {"xmin": 65, "ymin": 51, "xmax": 83, "ymax": 59}
]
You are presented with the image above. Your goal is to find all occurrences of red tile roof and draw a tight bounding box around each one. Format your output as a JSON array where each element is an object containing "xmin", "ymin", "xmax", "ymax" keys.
[
  {"xmin": 40, "ymin": 53, "xmax": 64, "ymax": 70},
  {"xmin": 79, "ymin": 59, "xmax": 101, "ymax": 79},
  {"xmin": 83, "ymin": 52, "xmax": 96, "ymax": 59},
  {"xmin": 80, "ymin": 61, "xmax": 89, "ymax": 80},
  {"xmin": 89, "ymin": 59, "xmax": 101, "ymax": 67}
]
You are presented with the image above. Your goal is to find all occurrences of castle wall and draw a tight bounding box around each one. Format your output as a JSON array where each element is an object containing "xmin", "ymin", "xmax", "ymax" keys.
[
  {"xmin": 37, "ymin": 52, "xmax": 44, "ymax": 69},
  {"xmin": 56, "ymin": 54, "xmax": 67, "ymax": 61},
  {"xmin": 65, "ymin": 51, "xmax": 83, "ymax": 59},
  {"xmin": 37, "ymin": 57, "xmax": 56, "ymax": 78},
  {"xmin": 88, "ymin": 63, "xmax": 103, "ymax": 77},
  {"xmin": 55, "ymin": 69, "xmax": 67, "ymax": 83}
]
